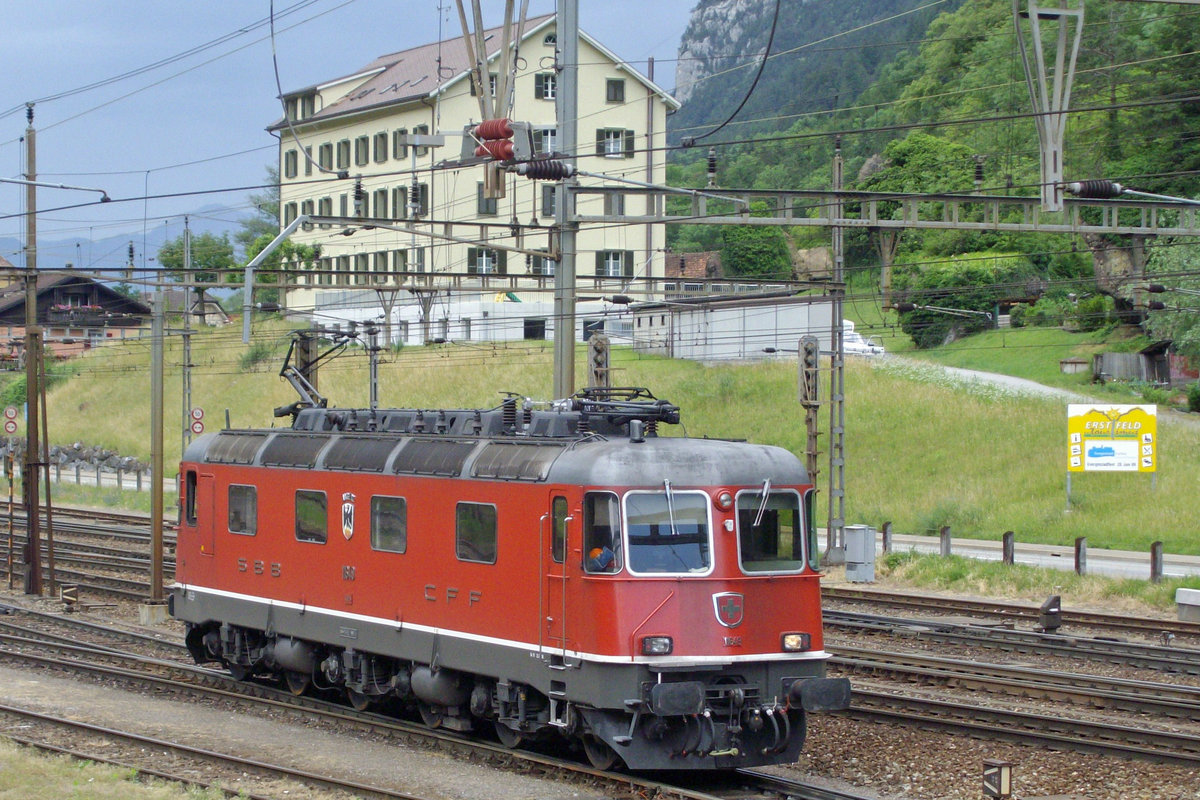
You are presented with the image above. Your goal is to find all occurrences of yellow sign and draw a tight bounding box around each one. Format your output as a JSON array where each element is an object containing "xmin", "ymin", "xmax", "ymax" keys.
[{"xmin": 1066, "ymin": 404, "xmax": 1157, "ymax": 473}]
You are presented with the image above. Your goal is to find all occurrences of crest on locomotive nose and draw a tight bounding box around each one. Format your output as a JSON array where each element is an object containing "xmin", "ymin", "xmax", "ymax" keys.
[
  {"xmin": 342, "ymin": 492, "xmax": 356, "ymax": 540},
  {"xmin": 713, "ymin": 592, "xmax": 744, "ymax": 628}
]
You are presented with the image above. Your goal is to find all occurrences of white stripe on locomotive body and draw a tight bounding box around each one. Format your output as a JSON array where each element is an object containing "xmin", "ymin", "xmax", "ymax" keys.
[{"xmin": 172, "ymin": 582, "xmax": 831, "ymax": 667}]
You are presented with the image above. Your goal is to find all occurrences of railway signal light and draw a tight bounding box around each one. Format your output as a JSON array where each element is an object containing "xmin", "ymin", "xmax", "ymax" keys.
[
  {"xmin": 589, "ymin": 333, "xmax": 610, "ymax": 389},
  {"xmin": 799, "ymin": 336, "xmax": 820, "ymax": 408}
]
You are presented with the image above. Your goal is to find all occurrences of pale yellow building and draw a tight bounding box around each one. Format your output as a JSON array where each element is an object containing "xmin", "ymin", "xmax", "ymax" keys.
[{"xmin": 272, "ymin": 14, "xmax": 677, "ymax": 335}]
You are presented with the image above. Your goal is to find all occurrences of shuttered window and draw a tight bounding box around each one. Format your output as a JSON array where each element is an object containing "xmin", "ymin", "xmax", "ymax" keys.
[{"xmin": 595, "ymin": 128, "xmax": 634, "ymax": 158}]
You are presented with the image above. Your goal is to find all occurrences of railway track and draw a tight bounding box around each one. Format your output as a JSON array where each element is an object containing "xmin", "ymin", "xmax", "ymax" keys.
[
  {"xmin": 830, "ymin": 646, "xmax": 1200, "ymax": 720},
  {"xmin": 0, "ymin": 701, "xmax": 443, "ymax": 800},
  {"xmin": 0, "ymin": 608, "xmax": 818, "ymax": 800},
  {"xmin": 826, "ymin": 608, "xmax": 1200, "ymax": 675},
  {"xmin": 848, "ymin": 686, "xmax": 1200, "ymax": 766},
  {"xmin": 824, "ymin": 585, "xmax": 1200, "ymax": 642},
  {"xmin": 5, "ymin": 602, "xmax": 1199, "ymax": 783}
]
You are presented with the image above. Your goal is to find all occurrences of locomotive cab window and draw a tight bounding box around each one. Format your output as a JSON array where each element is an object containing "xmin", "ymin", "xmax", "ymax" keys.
[
  {"xmin": 456, "ymin": 502, "xmax": 497, "ymax": 564},
  {"xmin": 295, "ymin": 490, "xmax": 327, "ymax": 544},
  {"xmin": 735, "ymin": 489, "xmax": 804, "ymax": 573},
  {"xmin": 228, "ymin": 485, "xmax": 257, "ymax": 535},
  {"xmin": 371, "ymin": 496, "xmax": 407, "ymax": 553},
  {"xmin": 184, "ymin": 470, "xmax": 197, "ymax": 526},
  {"xmin": 583, "ymin": 492, "xmax": 621, "ymax": 573},
  {"xmin": 624, "ymin": 489, "xmax": 711, "ymax": 575}
]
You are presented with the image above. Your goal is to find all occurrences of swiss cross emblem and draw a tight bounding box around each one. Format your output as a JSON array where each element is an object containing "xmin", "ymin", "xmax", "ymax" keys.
[
  {"xmin": 341, "ymin": 492, "xmax": 356, "ymax": 540},
  {"xmin": 713, "ymin": 592, "xmax": 744, "ymax": 628}
]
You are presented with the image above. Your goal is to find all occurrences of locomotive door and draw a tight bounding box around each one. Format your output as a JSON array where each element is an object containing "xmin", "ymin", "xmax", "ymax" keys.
[
  {"xmin": 542, "ymin": 495, "xmax": 570, "ymax": 654},
  {"xmin": 197, "ymin": 473, "xmax": 216, "ymax": 556}
]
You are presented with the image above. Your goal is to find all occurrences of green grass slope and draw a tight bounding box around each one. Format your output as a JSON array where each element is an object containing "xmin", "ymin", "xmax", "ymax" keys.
[{"xmin": 39, "ymin": 316, "xmax": 1198, "ymax": 554}]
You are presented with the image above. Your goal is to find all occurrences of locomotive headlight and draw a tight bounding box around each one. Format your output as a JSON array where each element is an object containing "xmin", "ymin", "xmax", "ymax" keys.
[
  {"xmin": 715, "ymin": 490, "xmax": 734, "ymax": 510},
  {"xmin": 641, "ymin": 636, "xmax": 674, "ymax": 655},
  {"xmin": 781, "ymin": 632, "xmax": 811, "ymax": 652}
]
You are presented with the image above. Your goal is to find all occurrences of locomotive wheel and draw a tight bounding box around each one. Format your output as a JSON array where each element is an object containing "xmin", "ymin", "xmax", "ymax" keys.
[
  {"xmin": 581, "ymin": 734, "xmax": 619, "ymax": 771},
  {"xmin": 494, "ymin": 720, "xmax": 524, "ymax": 749},
  {"xmin": 347, "ymin": 689, "xmax": 371, "ymax": 712},
  {"xmin": 284, "ymin": 671, "xmax": 310, "ymax": 696},
  {"xmin": 418, "ymin": 701, "xmax": 444, "ymax": 729}
]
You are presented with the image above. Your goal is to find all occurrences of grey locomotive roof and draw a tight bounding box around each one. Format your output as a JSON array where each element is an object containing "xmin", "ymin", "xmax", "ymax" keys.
[
  {"xmin": 183, "ymin": 393, "xmax": 806, "ymax": 487},
  {"xmin": 548, "ymin": 436, "xmax": 805, "ymax": 487},
  {"xmin": 184, "ymin": 429, "xmax": 806, "ymax": 488}
]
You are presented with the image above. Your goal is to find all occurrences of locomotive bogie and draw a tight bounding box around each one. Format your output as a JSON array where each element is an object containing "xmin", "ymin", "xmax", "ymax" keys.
[{"xmin": 171, "ymin": 395, "xmax": 849, "ymax": 770}]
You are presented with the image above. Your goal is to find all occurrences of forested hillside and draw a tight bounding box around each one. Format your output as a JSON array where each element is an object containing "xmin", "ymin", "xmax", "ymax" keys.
[
  {"xmin": 668, "ymin": 0, "xmax": 1200, "ymax": 353},
  {"xmin": 669, "ymin": 0, "xmax": 964, "ymax": 145}
]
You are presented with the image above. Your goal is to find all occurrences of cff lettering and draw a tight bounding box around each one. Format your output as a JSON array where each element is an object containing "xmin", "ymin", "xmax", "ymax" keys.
[{"xmin": 424, "ymin": 584, "xmax": 482, "ymax": 605}]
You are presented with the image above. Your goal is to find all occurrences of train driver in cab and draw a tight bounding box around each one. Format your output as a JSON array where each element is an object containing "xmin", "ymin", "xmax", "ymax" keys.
[{"xmin": 583, "ymin": 492, "xmax": 621, "ymax": 574}]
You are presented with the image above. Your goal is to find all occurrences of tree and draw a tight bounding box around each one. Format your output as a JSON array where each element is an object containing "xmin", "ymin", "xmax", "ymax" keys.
[
  {"xmin": 1144, "ymin": 238, "xmax": 1200, "ymax": 363},
  {"xmin": 720, "ymin": 224, "xmax": 792, "ymax": 279},
  {"xmin": 894, "ymin": 252, "xmax": 1037, "ymax": 348},
  {"xmin": 239, "ymin": 235, "xmax": 321, "ymax": 305},
  {"xmin": 235, "ymin": 166, "xmax": 280, "ymax": 259},
  {"xmin": 157, "ymin": 231, "xmax": 235, "ymax": 285}
]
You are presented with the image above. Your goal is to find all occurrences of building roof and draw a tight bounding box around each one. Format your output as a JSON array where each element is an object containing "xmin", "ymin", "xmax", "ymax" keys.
[
  {"xmin": 0, "ymin": 272, "xmax": 151, "ymax": 320},
  {"xmin": 270, "ymin": 15, "xmax": 677, "ymax": 131},
  {"xmin": 666, "ymin": 251, "xmax": 723, "ymax": 280}
]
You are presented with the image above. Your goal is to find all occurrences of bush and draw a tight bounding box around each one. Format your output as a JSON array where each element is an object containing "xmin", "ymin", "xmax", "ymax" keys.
[
  {"xmin": 1009, "ymin": 303, "xmax": 1027, "ymax": 328},
  {"xmin": 1187, "ymin": 382, "xmax": 1200, "ymax": 413},
  {"xmin": 0, "ymin": 363, "xmax": 77, "ymax": 406},
  {"xmin": 1070, "ymin": 295, "xmax": 1112, "ymax": 332},
  {"xmin": 1139, "ymin": 384, "xmax": 1171, "ymax": 405},
  {"xmin": 1026, "ymin": 296, "xmax": 1069, "ymax": 327},
  {"xmin": 239, "ymin": 342, "xmax": 276, "ymax": 371}
]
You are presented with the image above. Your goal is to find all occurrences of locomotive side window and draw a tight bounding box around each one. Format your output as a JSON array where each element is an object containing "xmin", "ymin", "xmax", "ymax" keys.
[
  {"xmin": 227, "ymin": 485, "xmax": 257, "ymax": 535},
  {"xmin": 295, "ymin": 490, "xmax": 328, "ymax": 544},
  {"xmin": 456, "ymin": 502, "xmax": 497, "ymax": 564},
  {"xmin": 551, "ymin": 496, "xmax": 568, "ymax": 563},
  {"xmin": 624, "ymin": 490, "xmax": 711, "ymax": 575},
  {"xmin": 184, "ymin": 470, "xmax": 197, "ymax": 526},
  {"xmin": 804, "ymin": 488, "xmax": 819, "ymax": 571},
  {"xmin": 583, "ymin": 492, "xmax": 621, "ymax": 573},
  {"xmin": 371, "ymin": 496, "xmax": 407, "ymax": 553},
  {"xmin": 735, "ymin": 489, "xmax": 804, "ymax": 573}
]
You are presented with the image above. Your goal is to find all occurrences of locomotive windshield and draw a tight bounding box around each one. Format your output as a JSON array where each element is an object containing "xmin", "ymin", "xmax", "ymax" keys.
[
  {"xmin": 736, "ymin": 489, "xmax": 804, "ymax": 573},
  {"xmin": 623, "ymin": 490, "xmax": 711, "ymax": 574}
]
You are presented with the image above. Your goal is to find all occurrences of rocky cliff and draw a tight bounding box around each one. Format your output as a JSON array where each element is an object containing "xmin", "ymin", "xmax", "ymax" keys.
[{"xmin": 669, "ymin": 0, "xmax": 964, "ymax": 144}]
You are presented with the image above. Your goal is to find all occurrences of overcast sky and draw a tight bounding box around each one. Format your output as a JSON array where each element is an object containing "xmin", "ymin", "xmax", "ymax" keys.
[{"xmin": 0, "ymin": 1, "xmax": 694, "ymax": 269}]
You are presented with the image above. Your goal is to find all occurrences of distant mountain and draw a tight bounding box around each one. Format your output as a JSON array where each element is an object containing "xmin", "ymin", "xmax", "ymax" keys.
[
  {"xmin": 669, "ymin": 0, "xmax": 964, "ymax": 146},
  {"xmin": 0, "ymin": 203, "xmax": 246, "ymax": 278}
]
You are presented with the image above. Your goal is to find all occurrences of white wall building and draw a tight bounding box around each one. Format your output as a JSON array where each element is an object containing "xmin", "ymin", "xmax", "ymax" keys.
[
  {"xmin": 272, "ymin": 14, "xmax": 677, "ymax": 343},
  {"xmin": 629, "ymin": 295, "xmax": 836, "ymax": 363}
]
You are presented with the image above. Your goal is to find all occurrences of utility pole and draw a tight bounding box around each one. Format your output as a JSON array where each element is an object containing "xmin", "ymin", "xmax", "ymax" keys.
[
  {"xmin": 1014, "ymin": 0, "xmax": 1083, "ymax": 212},
  {"xmin": 143, "ymin": 291, "xmax": 167, "ymax": 623},
  {"xmin": 825, "ymin": 138, "xmax": 846, "ymax": 566},
  {"xmin": 551, "ymin": 0, "xmax": 579, "ymax": 399},
  {"xmin": 182, "ymin": 217, "xmax": 193, "ymax": 459},
  {"xmin": 22, "ymin": 104, "xmax": 42, "ymax": 596}
]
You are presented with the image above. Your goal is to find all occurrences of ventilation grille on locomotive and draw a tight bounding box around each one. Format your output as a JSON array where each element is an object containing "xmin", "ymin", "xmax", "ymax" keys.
[
  {"xmin": 392, "ymin": 439, "xmax": 476, "ymax": 476},
  {"xmin": 323, "ymin": 436, "xmax": 398, "ymax": 472},
  {"xmin": 205, "ymin": 433, "xmax": 270, "ymax": 465},
  {"xmin": 260, "ymin": 433, "xmax": 329, "ymax": 467},
  {"xmin": 471, "ymin": 442, "xmax": 564, "ymax": 481}
]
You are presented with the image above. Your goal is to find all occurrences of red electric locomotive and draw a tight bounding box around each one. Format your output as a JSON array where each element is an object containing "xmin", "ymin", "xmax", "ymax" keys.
[{"xmin": 170, "ymin": 386, "xmax": 849, "ymax": 770}]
